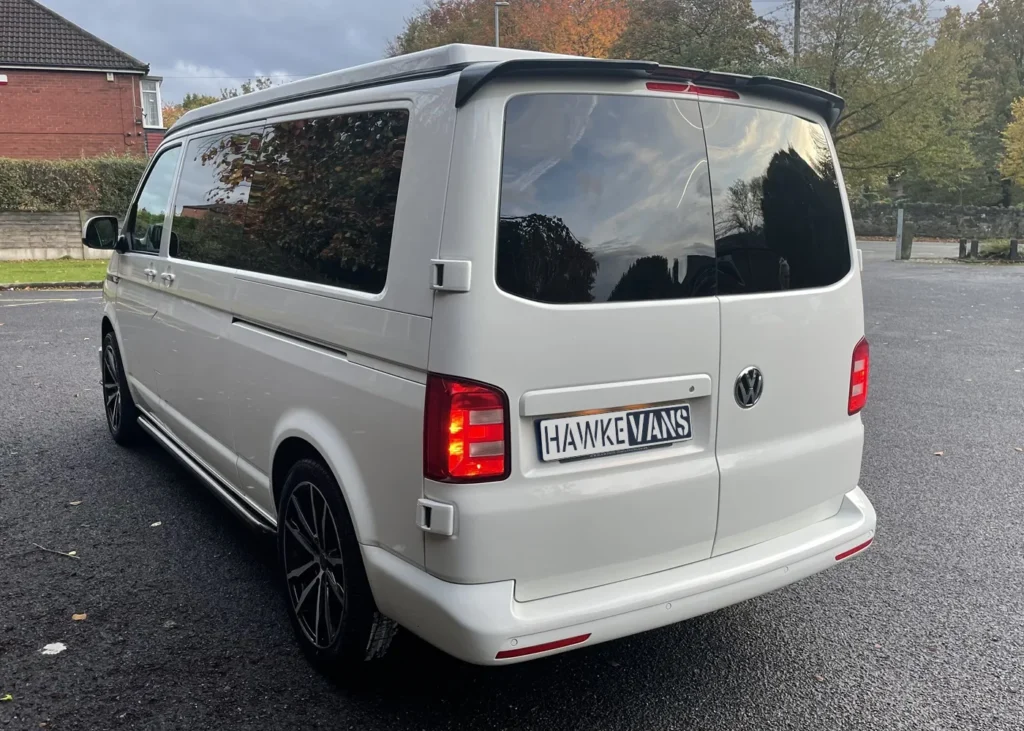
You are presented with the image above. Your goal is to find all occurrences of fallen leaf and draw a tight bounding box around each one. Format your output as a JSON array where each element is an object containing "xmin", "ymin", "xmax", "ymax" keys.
[
  {"xmin": 67, "ymin": 550, "xmax": 76, "ymax": 556},
  {"xmin": 934, "ymin": 451, "xmax": 944, "ymax": 456},
  {"xmin": 0, "ymin": 693, "xmax": 12, "ymax": 702},
  {"xmin": 69, "ymin": 501, "xmax": 82, "ymax": 506},
  {"xmin": 150, "ymin": 521, "xmax": 162, "ymax": 528},
  {"xmin": 40, "ymin": 642, "xmax": 66, "ymax": 655},
  {"xmin": 72, "ymin": 613, "xmax": 87, "ymax": 621}
]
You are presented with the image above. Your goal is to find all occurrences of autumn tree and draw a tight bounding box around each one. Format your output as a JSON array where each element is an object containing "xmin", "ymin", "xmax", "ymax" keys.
[
  {"xmin": 1000, "ymin": 97, "xmax": 1024, "ymax": 186},
  {"xmin": 388, "ymin": 0, "xmax": 627, "ymax": 57}
]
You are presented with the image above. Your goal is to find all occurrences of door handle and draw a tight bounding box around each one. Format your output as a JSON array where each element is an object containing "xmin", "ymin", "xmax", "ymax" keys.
[
  {"xmin": 160, "ymin": 272, "xmax": 176, "ymax": 284},
  {"xmin": 143, "ymin": 267, "xmax": 157, "ymax": 280}
]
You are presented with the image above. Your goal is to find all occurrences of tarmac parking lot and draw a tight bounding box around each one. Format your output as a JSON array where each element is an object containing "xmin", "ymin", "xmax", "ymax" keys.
[{"xmin": 2, "ymin": 256, "xmax": 1023, "ymax": 730}]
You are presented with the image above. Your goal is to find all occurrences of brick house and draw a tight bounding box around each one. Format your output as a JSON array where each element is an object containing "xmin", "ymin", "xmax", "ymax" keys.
[{"xmin": 0, "ymin": 0, "xmax": 165, "ymax": 158}]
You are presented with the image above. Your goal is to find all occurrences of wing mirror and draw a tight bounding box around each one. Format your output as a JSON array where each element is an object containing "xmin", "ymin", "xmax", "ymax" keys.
[{"xmin": 82, "ymin": 216, "xmax": 120, "ymax": 250}]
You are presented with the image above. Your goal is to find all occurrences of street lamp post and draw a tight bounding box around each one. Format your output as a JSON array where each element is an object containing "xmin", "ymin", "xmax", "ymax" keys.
[{"xmin": 495, "ymin": 1, "xmax": 510, "ymax": 47}]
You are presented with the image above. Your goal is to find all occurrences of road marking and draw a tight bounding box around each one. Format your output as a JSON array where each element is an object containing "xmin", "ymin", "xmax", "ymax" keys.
[{"xmin": 0, "ymin": 297, "xmax": 100, "ymax": 308}]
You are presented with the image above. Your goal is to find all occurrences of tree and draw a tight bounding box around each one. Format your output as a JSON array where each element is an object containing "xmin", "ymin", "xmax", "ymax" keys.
[
  {"xmin": 220, "ymin": 77, "xmax": 274, "ymax": 99},
  {"xmin": 963, "ymin": 0, "xmax": 1024, "ymax": 205},
  {"xmin": 388, "ymin": 0, "xmax": 627, "ymax": 57},
  {"xmin": 496, "ymin": 214, "xmax": 598, "ymax": 302},
  {"xmin": 161, "ymin": 80, "xmax": 273, "ymax": 129},
  {"xmin": 796, "ymin": 1, "xmax": 977, "ymax": 190},
  {"xmin": 612, "ymin": 0, "xmax": 787, "ymax": 73},
  {"xmin": 1000, "ymin": 97, "xmax": 1024, "ymax": 186}
]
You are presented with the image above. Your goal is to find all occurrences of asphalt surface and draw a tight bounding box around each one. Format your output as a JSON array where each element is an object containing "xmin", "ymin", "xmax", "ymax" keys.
[{"xmin": 2, "ymin": 260, "xmax": 1024, "ymax": 730}]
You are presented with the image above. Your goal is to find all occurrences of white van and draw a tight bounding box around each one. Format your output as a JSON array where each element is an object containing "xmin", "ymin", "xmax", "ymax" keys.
[{"xmin": 83, "ymin": 45, "xmax": 875, "ymax": 669}]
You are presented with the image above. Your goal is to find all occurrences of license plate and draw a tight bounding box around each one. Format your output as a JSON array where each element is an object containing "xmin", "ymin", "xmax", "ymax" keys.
[{"xmin": 537, "ymin": 403, "xmax": 692, "ymax": 462}]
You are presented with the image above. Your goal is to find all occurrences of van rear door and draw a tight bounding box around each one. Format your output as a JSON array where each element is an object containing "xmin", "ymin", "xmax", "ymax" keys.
[
  {"xmin": 426, "ymin": 85, "xmax": 723, "ymax": 601},
  {"xmin": 700, "ymin": 99, "xmax": 865, "ymax": 555}
]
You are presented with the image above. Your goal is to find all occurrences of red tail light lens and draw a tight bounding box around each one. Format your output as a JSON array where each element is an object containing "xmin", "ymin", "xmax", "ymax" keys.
[
  {"xmin": 848, "ymin": 337, "xmax": 870, "ymax": 415},
  {"xmin": 646, "ymin": 81, "xmax": 740, "ymax": 99},
  {"xmin": 425, "ymin": 374, "xmax": 510, "ymax": 482}
]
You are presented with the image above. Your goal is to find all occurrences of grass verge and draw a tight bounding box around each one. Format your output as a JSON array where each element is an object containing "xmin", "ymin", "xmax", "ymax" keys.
[{"xmin": 0, "ymin": 259, "xmax": 108, "ymax": 284}]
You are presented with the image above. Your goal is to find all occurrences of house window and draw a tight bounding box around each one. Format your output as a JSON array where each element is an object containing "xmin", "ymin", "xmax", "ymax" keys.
[{"xmin": 141, "ymin": 79, "xmax": 163, "ymax": 128}]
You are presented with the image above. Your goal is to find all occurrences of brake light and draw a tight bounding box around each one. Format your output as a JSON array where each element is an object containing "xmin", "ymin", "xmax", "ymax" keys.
[
  {"xmin": 646, "ymin": 81, "xmax": 740, "ymax": 99},
  {"xmin": 425, "ymin": 374, "xmax": 510, "ymax": 482},
  {"xmin": 848, "ymin": 337, "xmax": 870, "ymax": 415}
]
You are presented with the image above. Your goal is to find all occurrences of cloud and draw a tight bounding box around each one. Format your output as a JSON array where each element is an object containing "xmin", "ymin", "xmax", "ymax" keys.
[{"xmin": 40, "ymin": 0, "xmax": 425, "ymax": 102}]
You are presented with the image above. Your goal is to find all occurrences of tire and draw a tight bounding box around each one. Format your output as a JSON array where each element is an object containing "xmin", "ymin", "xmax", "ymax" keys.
[
  {"xmin": 277, "ymin": 458, "xmax": 397, "ymax": 673},
  {"xmin": 101, "ymin": 331, "xmax": 141, "ymax": 446}
]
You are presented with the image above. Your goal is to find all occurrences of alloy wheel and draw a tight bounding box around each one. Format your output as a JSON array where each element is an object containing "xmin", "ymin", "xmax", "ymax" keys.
[
  {"xmin": 102, "ymin": 344, "xmax": 121, "ymax": 433},
  {"xmin": 283, "ymin": 481, "xmax": 346, "ymax": 649}
]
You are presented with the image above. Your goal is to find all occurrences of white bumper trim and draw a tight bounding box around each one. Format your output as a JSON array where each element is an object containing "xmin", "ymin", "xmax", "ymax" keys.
[{"xmin": 363, "ymin": 487, "xmax": 875, "ymax": 665}]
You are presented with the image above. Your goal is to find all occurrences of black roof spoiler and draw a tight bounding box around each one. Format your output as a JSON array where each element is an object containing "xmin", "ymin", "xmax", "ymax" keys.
[{"xmin": 455, "ymin": 58, "xmax": 845, "ymax": 129}]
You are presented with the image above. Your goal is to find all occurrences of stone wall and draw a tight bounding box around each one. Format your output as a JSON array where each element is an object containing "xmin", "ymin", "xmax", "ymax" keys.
[
  {"xmin": 0, "ymin": 211, "xmax": 113, "ymax": 261},
  {"xmin": 852, "ymin": 202, "xmax": 1024, "ymax": 239}
]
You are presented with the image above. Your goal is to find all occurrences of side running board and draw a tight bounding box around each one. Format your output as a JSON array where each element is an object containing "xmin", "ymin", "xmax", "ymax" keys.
[{"xmin": 137, "ymin": 415, "xmax": 275, "ymax": 535}]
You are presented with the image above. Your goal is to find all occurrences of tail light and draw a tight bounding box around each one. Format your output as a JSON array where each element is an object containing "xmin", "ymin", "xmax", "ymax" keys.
[
  {"xmin": 848, "ymin": 337, "xmax": 870, "ymax": 415},
  {"xmin": 425, "ymin": 374, "xmax": 510, "ymax": 482}
]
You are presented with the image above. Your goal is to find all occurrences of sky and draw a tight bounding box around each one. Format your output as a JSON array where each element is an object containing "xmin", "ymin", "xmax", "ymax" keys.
[
  {"xmin": 44, "ymin": 0, "xmax": 425, "ymax": 103},
  {"xmin": 43, "ymin": 0, "xmax": 982, "ymax": 105}
]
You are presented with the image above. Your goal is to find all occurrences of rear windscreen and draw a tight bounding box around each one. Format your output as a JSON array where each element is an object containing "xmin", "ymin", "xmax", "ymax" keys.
[{"xmin": 496, "ymin": 93, "xmax": 850, "ymax": 304}]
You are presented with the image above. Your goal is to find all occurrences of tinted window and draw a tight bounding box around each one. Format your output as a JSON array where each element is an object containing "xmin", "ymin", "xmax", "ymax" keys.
[
  {"xmin": 497, "ymin": 94, "xmax": 716, "ymax": 304},
  {"xmin": 129, "ymin": 147, "xmax": 181, "ymax": 255},
  {"xmin": 703, "ymin": 104, "xmax": 850, "ymax": 293},
  {"xmin": 170, "ymin": 129, "xmax": 262, "ymax": 266},
  {"xmin": 239, "ymin": 110, "xmax": 409, "ymax": 293}
]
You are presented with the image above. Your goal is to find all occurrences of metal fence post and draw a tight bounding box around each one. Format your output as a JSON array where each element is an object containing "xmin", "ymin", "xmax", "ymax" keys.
[
  {"xmin": 970, "ymin": 239, "xmax": 980, "ymax": 258},
  {"xmin": 959, "ymin": 238, "xmax": 968, "ymax": 259},
  {"xmin": 1011, "ymin": 239, "xmax": 1020, "ymax": 261}
]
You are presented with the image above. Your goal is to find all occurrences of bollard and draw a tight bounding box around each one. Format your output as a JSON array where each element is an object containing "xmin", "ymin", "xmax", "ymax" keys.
[
  {"xmin": 959, "ymin": 238, "xmax": 968, "ymax": 259},
  {"xmin": 1011, "ymin": 239, "xmax": 1020, "ymax": 261},
  {"xmin": 900, "ymin": 223, "xmax": 915, "ymax": 260},
  {"xmin": 970, "ymin": 239, "xmax": 980, "ymax": 258}
]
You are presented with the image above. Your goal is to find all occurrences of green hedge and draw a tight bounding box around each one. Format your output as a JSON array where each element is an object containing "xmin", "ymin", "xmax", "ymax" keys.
[{"xmin": 0, "ymin": 155, "xmax": 147, "ymax": 214}]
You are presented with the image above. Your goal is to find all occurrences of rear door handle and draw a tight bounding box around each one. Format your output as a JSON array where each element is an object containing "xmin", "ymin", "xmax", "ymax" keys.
[
  {"xmin": 160, "ymin": 272, "xmax": 176, "ymax": 284},
  {"xmin": 143, "ymin": 267, "xmax": 157, "ymax": 281}
]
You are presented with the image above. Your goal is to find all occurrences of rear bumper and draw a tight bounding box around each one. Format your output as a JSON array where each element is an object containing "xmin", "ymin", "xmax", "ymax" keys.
[{"xmin": 363, "ymin": 487, "xmax": 875, "ymax": 665}]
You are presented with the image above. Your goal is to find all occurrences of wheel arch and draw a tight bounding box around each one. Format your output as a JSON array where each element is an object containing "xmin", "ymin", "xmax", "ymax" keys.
[{"xmin": 270, "ymin": 413, "xmax": 376, "ymax": 545}]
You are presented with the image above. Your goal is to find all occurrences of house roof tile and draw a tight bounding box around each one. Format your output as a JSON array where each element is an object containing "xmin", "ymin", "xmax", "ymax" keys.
[{"xmin": 0, "ymin": 0, "xmax": 148, "ymax": 72}]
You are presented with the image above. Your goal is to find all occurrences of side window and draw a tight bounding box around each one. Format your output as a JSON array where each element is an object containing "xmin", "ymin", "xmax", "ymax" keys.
[
  {"xmin": 169, "ymin": 129, "xmax": 262, "ymax": 266},
  {"xmin": 240, "ymin": 109, "xmax": 409, "ymax": 294},
  {"xmin": 128, "ymin": 147, "xmax": 181, "ymax": 255}
]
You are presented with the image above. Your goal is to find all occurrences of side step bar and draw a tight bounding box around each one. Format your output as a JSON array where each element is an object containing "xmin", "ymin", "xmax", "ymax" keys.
[{"xmin": 137, "ymin": 415, "xmax": 275, "ymax": 535}]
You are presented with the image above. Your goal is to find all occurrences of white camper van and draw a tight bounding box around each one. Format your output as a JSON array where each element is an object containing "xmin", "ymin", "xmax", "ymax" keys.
[{"xmin": 83, "ymin": 45, "xmax": 875, "ymax": 670}]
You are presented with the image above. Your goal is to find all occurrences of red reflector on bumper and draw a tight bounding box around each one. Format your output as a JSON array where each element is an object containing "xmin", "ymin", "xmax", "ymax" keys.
[
  {"xmin": 835, "ymin": 538, "xmax": 873, "ymax": 561},
  {"xmin": 495, "ymin": 633, "xmax": 591, "ymax": 660}
]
